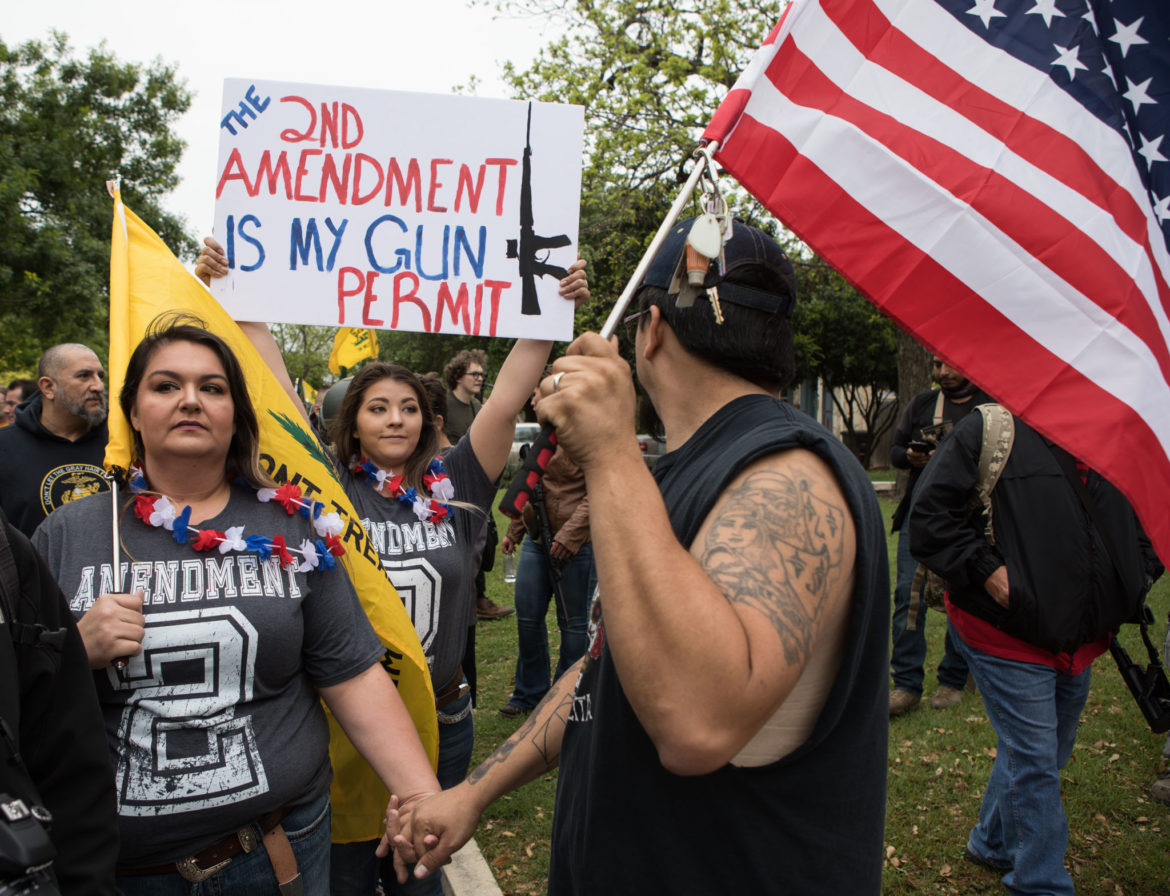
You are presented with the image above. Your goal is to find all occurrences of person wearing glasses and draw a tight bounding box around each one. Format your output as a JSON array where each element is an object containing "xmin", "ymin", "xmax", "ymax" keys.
[{"xmin": 442, "ymin": 350, "xmax": 488, "ymax": 445}]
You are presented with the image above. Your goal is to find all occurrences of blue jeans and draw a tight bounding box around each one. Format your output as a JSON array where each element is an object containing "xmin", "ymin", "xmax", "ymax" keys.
[
  {"xmin": 330, "ymin": 689, "xmax": 475, "ymax": 896},
  {"xmin": 508, "ymin": 539, "xmax": 596, "ymax": 709},
  {"xmin": 891, "ymin": 525, "xmax": 969, "ymax": 694},
  {"xmin": 117, "ymin": 791, "xmax": 331, "ymax": 895},
  {"xmin": 954, "ymin": 631, "xmax": 1091, "ymax": 896}
]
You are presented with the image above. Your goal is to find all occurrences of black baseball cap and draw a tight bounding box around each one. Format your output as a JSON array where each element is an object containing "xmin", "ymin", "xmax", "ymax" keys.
[{"xmin": 640, "ymin": 217, "xmax": 796, "ymax": 316}]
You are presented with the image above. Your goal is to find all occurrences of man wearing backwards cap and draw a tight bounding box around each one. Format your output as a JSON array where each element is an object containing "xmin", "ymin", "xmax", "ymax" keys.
[{"xmin": 388, "ymin": 219, "xmax": 889, "ymax": 894}]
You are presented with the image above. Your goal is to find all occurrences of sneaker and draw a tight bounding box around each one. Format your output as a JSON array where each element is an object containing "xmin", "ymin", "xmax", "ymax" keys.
[
  {"xmin": 1151, "ymin": 769, "xmax": 1170, "ymax": 805},
  {"xmin": 964, "ymin": 845, "xmax": 1012, "ymax": 873},
  {"xmin": 499, "ymin": 702, "xmax": 530, "ymax": 719},
  {"xmin": 477, "ymin": 597, "xmax": 514, "ymax": 620},
  {"xmin": 889, "ymin": 689, "xmax": 921, "ymax": 717},
  {"xmin": 931, "ymin": 685, "xmax": 964, "ymax": 710}
]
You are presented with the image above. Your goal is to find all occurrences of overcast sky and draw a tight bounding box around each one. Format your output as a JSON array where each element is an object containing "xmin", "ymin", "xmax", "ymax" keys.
[{"xmin": 6, "ymin": 0, "xmax": 551, "ymax": 238}]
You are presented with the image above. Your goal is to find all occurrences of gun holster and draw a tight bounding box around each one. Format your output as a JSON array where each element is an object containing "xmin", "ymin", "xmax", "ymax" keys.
[{"xmin": 1110, "ymin": 616, "xmax": 1170, "ymax": 734}]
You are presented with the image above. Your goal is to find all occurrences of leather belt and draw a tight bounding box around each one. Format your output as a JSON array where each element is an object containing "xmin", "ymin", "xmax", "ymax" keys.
[
  {"xmin": 434, "ymin": 672, "xmax": 470, "ymax": 709},
  {"xmin": 118, "ymin": 807, "xmax": 294, "ymax": 883}
]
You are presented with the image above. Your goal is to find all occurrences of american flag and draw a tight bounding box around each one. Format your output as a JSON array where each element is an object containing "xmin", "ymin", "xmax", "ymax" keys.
[{"xmin": 704, "ymin": 0, "xmax": 1170, "ymax": 562}]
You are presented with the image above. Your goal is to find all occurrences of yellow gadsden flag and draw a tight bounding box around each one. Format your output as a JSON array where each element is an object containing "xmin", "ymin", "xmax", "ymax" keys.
[
  {"xmin": 106, "ymin": 185, "xmax": 437, "ymax": 841},
  {"xmin": 329, "ymin": 327, "xmax": 379, "ymax": 375}
]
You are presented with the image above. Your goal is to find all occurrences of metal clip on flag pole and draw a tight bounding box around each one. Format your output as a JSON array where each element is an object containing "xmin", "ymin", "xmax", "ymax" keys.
[{"xmin": 499, "ymin": 141, "xmax": 722, "ymax": 519}]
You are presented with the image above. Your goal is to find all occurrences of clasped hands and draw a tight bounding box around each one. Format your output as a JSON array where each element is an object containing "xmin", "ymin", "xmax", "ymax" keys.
[{"xmin": 377, "ymin": 786, "xmax": 478, "ymax": 883}]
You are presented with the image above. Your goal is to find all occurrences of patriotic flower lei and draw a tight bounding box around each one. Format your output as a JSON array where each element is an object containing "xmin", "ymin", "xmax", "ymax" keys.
[
  {"xmin": 127, "ymin": 465, "xmax": 346, "ymax": 573},
  {"xmin": 349, "ymin": 455, "xmax": 453, "ymax": 523}
]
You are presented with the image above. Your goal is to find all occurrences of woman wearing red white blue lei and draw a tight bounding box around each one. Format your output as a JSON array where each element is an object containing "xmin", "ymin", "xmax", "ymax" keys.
[
  {"xmin": 197, "ymin": 235, "xmax": 591, "ymax": 895},
  {"xmin": 32, "ymin": 318, "xmax": 441, "ymax": 894}
]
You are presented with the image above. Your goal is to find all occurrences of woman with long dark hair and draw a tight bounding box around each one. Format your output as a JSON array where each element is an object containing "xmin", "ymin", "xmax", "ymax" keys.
[
  {"xmin": 197, "ymin": 238, "xmax": 589, "ymax": 894},
  {"xmin": 33, "ymin": 318, "xmax": 441, "ymax": 894}
]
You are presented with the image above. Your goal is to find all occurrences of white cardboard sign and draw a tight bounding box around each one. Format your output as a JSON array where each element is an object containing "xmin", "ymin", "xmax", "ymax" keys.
[{"xmin": 211, "ymin": 78, "xmax": 584, "ymax": 340}]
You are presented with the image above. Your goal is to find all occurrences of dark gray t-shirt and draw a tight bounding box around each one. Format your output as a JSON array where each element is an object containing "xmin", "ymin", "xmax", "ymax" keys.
[
  {"xmin": 32, "ymin": 484, "xmax": 384, "ymax": 866},
  {"xmin": 341, "ymin": 436, "xmax": 495, "ymax": 689}
]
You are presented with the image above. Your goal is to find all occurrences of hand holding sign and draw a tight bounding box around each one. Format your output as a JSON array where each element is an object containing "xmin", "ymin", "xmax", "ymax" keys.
[{"xmin": 211, "ymin": 80, "xmax": 584, "ymax": 342}]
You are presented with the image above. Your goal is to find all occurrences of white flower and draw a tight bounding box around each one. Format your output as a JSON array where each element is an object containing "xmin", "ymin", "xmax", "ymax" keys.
[
  {"xmin": 412, "ymin": 495, "xmax": 432, "ymax": 522},
  {"xmin": 297, "ymin": 538, "xmax": 320, "ymax": 573},
  {"xmin": 314, "ymin": 512, "xmax": 343, "ymax": 537},
  {"xmin": 150, "ymin": 496, "xmax": 177, "ymax": 529},
  {"xmin": 219, "ymin": 525, "xmax": 247, "ymax": 553},
  {"xmin": 257, "ymin": 487, "xmax": 278, "ymax": 503},
  {"xmin": 430, "ymin": 477, "xmax": 455, "ymax": 502}
]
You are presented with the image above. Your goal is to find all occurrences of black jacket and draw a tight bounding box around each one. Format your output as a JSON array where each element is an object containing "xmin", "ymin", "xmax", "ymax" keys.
[
  {"xmin": 0, "ymin": 393, "xmax": 109, "ymax": 537},
  {"xmin": 909, "ymin": 413, "xmax": 1161, "ymax": 653},
  {"xmin": 0, "ymin": 511, "xmax": 119, "ymax": 894},
  {"xmin": 889, "ymin": 387, "xmax": 990, "ymax": 532}
]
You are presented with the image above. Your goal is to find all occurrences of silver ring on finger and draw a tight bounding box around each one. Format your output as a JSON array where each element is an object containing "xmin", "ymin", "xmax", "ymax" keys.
[{"xmin": 552, "ymin": 372, "xmax": 565, "ymax": 392}]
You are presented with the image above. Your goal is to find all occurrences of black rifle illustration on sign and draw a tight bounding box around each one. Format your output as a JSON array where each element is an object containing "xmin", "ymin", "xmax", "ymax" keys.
[{"xmin": 507, "ymin": 102, "xmax": 571, "ymax": 315}]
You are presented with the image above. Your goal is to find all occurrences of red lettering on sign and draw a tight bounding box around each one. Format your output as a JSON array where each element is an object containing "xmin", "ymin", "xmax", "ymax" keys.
[
  {"xmin": 392, "ymin": 272, "xmax": 431, "ymax": 332},
  {"xmin": 294, "ymin": 150, "xmax": 323, "ymax": 202},
  {"xmin": 337, "ymin": 267, "xmax": 366, "ymax": 325},
  {"xmin": 484, "ymin": 158, "xmax": 518, "ymax": 216},
  {"xmin": 427, "ymin": 159, "xmax": 452, "ymax": 213},
  {"xmin": 435, "ymin": 281, "xmax": 472, "ymax": 333},
  {"xmin": 483, "ymin": 280, "xmax": 509, "ymax": 337},
  {"xmin": 386, "ymin": 159, "xmax": 422, "ymax": 212},
  {"xmin": 352, "ymin": 154, "xmax": 384, "ymax": 205},
  {"xmin": 216, "ymin": 148, "xmax": 254, "ymax": 198},
  {"xmin": 280, "ymin": 96, "xmax": 317, "ymax": 143}
]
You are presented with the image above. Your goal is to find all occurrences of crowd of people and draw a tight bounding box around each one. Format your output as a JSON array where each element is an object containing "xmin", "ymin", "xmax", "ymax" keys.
[{"xmin": 0, "ymin": 214, "xmax": 1164, "ymax": 896}]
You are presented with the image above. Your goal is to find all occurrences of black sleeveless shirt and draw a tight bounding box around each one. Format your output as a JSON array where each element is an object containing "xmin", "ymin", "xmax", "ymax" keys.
[{"xmin": 549, "ymin": 395, "xmax": 889, "ymax": 895}]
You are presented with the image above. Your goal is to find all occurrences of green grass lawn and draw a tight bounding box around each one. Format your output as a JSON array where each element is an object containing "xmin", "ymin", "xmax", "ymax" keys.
[{"xmin": 466, "ymin": 494, "xmax": 1170, "ymax": 894}]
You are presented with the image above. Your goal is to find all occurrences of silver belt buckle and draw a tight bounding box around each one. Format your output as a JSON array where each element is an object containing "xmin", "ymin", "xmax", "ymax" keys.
[{"xmin": 176, "ymin": 855, "xmax": 231, "ymax": 883}]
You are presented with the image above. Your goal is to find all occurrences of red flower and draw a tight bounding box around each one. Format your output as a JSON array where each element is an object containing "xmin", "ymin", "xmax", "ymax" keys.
[
  {"xmin": 275, "ymin": 482, "xmax": 303, "ymax": 515},
  {"xmin": 325, "ymin": 534, "xmax": 346, "ymax": 557},
  {"xmin": 429, "ymin": 502, "xmax": 449, "ymax": 522},
  {"xmin": 192, "ymin": 529, "xmax": 224, "ymax": 552},
  {"xmin": 134, "ymin": 495, "xmax": 158, "ymax": 523},
  {"xmin": 271, "ymin": 535, "xmax": 296, "ymax": 569},
  {"xmin": 384, "ymin": 474, "xmax": 404, "ymax": 495}
]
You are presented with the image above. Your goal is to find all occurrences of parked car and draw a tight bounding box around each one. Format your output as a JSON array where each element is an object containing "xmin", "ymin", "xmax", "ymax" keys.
[
  {"xmin": 504, "ymin": 422, "xmax": 543, "ymax": 482},
  {"xmin": 636, "ymin": 433, "xmax": 666, "ymax": 470},
  {"xmin": 503, "ymin": 424, "xmax": 664, "ymax": 483}
]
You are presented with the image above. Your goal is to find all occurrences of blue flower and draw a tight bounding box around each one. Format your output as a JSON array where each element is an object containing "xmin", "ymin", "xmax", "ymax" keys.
[{"xmin": 171, "ymin": 506, "xmax": 192, "ymax": 545}]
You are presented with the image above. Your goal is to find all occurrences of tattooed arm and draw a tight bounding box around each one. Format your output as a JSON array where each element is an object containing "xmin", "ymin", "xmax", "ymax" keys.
[
  {"xmin": 585, "ymin": 445, "xmax": 856, "ymax": 775},
  {"xmin": 382, "ymin": 659, "xmax": 580, "ymax": 881}
]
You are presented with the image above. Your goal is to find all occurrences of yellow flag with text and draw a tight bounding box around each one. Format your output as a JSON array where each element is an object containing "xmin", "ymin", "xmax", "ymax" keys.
[
  {"xmin": 106, "ymin": 186, "xmax": 437, "ymax": 841},
  {"xmin": 329, "ymin": 327, "xmax": 379, "ymax": 375}
]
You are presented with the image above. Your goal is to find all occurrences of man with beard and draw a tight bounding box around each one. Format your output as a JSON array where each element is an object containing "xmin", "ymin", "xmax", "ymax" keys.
[
  {"xmin": 888, "ymin": 357, "xmax": 990, "ymax": 716},
  {"xmin": 0, "ymin": 344, "xmax": 110, "ymax": 536}
]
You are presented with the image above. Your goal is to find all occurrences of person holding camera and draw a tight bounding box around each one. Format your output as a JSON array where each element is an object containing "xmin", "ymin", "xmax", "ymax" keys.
[
  {"xmin": 888, "ymin": 357, "xmax": 990, "ymax": 716},
  {"xmin": 909, "ymin": 407, "xmax": 1161, "ymax": 896}
]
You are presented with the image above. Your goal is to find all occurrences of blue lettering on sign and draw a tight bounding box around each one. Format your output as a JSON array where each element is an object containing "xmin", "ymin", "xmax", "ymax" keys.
[
  {"xmin": 365, "ymin": 215, "xmax": 410, "ymax": 274},
  {"xmin": 220, "ymin": 84, "xmax": 272, "ymax": 135},
  {"xmin": 225, "ymin": 215, "xmax": 265, "ymax": 272},
  {"xmin": 290, "ymin": 217, "xmax": 348, "ymax": 271}
]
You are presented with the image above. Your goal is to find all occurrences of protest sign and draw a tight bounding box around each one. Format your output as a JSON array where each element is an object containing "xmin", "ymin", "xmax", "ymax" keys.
[{"xmin": 212, "ymin": 79, "xmax": 584, "ymax": 341}]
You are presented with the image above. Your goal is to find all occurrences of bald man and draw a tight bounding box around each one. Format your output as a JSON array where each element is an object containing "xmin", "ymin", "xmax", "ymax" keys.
[{"xmin": 0, "ymin": 344, "xmax": 111, "ymax": 536}]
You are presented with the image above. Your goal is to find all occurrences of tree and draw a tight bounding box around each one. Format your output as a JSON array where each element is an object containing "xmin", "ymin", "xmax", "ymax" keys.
[
  {"xmin": 0, "ymin": 33, "xmax": 193, "ymax": 368},
  {"xmin": 496, "ymin": 1, "xmax": 778, "ymax": 324},
  {"xmin": 499, "ymin": 0, "xmax": 782, "ymax": 194},
  {"xmin": 791, "ymin": 250, "xmax": 899, "ymax": 468}
]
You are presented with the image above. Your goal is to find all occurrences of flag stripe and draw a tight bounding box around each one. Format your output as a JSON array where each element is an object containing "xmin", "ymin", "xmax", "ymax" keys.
[
  {"xmin": 771, "ymin": 37, "xmax": 1170, "ymax": 384},
  {"xmin": 717, "ymin": 111, "xmax": 1170, "ymax": 556},
  {"xmin": 725, "ymin": 91, "xmax": 1170, "ymax": 443},
  {"xmin": 844, "ymin": 0, "xmax": 1170, "ymax": 316},
  {"xmin": 705, "ymin": 0, "xmax": 1170, "ymax": 561}
]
